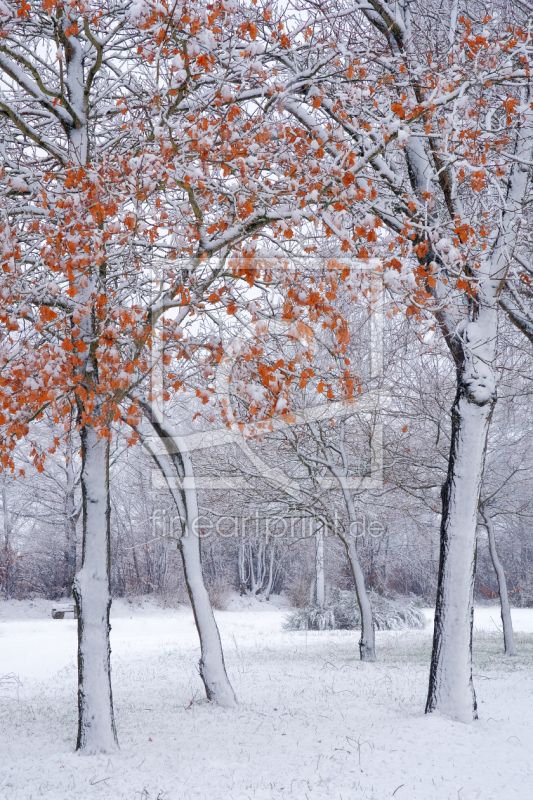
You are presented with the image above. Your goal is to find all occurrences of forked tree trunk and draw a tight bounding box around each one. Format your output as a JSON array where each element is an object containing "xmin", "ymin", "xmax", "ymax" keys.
[
  {"xmin": 141, "ymin": 405, "xmax": 237, "ymax": 707},
  {"xmin": 73, "ymin": 426, "xmax": 118, "ymax": 753},
  {"xmin": 481, "ymin": 507, "xmax": 517, "ymax": 657},
  {"xmin": 426, "ymin": 370, "xmax": 495, "ymax": 722},
  {"xmin": 61, "ymin": 16, "xmax": 118, "ymax": 751},
  {"xmin": 420, "ymin": 89, "xmax": 533, "ymax": 721},
  {"xmin": 424, "ymin": 110, "xmax": 533, "ymax": 714}
]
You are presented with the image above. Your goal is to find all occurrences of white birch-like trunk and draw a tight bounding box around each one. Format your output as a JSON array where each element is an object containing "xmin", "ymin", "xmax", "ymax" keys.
[
  {"xmin": 145, "ymin": 340, "xmax": 235, "ymax": 702},
  {"xmin": 344, "ymin": 537, "xmax": 376, "ymax": 661},
  {"xmin": 238, "ymin": 543, "xmax": 247, "ymax": 594},
  {"xmin": 318, "ymin": 420, "xmax": 376, "ymax": 661},
  {"xmin": 65, "ymin": 508, "xmax": 78, "ymax": 595},
  {"xmin": 249, "ymin": 543, "xmax": 260, "ymax": 594},
  {"xmin": 315, "ymin": 525, "xmax": 325, "ymax": 606},
  {"xmin": 179, "ymin": 496, "xmax": 237, "ymax": 707},
  {"xmin": 1, "ymin": 481, "xmax": 13, "ymax": 600},
  {"xmin": 141, "ymin": 406, "xmax": 237, "ymax": 707},
  {"xmin": 264, "ymin": 546, "xmax": 275, "ymax": 600},
  {"xmin": 481, "ymin": 507, "xmax": 517, "ymax": 656},
  {"xmin": 64, "ymin": 449, "xmax": 78, "ymax": 593},
  {"xmin": 73, "ymin": 426, "xmax": 117, "ymax": 753},
  {"xmin": 2, "ymin": 484, "xmax": 8, "ymax": 546},
  {"xmin": 337, "ymin": 481, "xmax": 375, "ymax": 661}
]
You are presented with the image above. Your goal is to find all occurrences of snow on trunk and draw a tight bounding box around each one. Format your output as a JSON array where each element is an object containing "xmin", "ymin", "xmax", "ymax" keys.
[
  {"xmin": 63, "ymin": 17, "xmax": 117, "ymax": 751},
  {"xmin": 425, "ymin": 383, "xmax": 494, "ymax": 721},
  {"xmin": 426, "ymin": 96, "xmax": 533, "ymax": 721},
  {"xmin": 64, "ymin": 448, "xmax": 78, "ymax": 592},
  {"xmin": 1, "ymin": 479, "xmax": 15, "ymax": 600},
  {"xmin": 141, "ymin": 404, "xmax": 237, "ymax": 707},
  {"xmin": 344, "ymin": 538, "xmax": 376, "ymax": 661},
  {"xmin": 180, "ymin": 522, "xmax": 237, "ymax": 707},
  {"xmin": 65, "ymin": 506, "xmax": 78, "ymax": 593},
  {"xmin": 264, "ymin": 546, "xmax": 275, "ymax": 600},
  {"xmin": 481, "ymin": 507, "xmax": 517, "ymax": 657},
  {"xmin": 315, "ymin": 524, "xmax": 325, "ymax": 606},
  {"xmin": 73, "ymin": 426, "xmax": 118, "ymax": 754},
  {"xmin": 336, "ymin": 479, "xmax": 376, "ymax": 661}
]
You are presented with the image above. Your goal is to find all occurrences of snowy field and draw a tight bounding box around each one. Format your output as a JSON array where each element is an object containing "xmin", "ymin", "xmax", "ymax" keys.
[{"xmin": 0, "ymin": 597, "xmax": 532, "ymax": 800}]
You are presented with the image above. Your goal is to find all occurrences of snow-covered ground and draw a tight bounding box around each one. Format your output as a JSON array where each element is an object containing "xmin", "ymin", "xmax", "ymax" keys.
[{"xmin": 0, "ymin": 596, "xmax": 531, "ymax": 800}]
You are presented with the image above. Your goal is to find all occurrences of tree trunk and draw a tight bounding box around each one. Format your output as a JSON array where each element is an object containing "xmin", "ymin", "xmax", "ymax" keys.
[
  {"xmin": 238, "ymin": 543, "xmax": 247, "ymax": 594},
  {"xmin": 426, "ymin": 378, "xmax": 495, "ymax": 722},
  {"xmin": 344, "ymin": 538, "xmax": 376, "ymax": 661},
  {"xmin": 481, "ymin": 507, "xmax": 517, "ymax": 656},
  {"xmin": 315, "ymin": 525, "xmax": 325, "ymax": 606},
  {"xmin": 264, "ymin": 546, "xmax": 275, "ymax": 600},
  {"xmin": 73, "ymin": 426, "xmax": 118, "ymax": 753},
  {"xmin": 1, "ymin": 482, "xmax": 13, "ymax": 600},
  {"xmin": 65, "ymin": 511, "xmax": 78, "ymax": 593},
  {"xmin": 418, "ymin": 88, "xmax": 533, "ymax": 721},
  {"xmin": 249, "ymin": 543, "xmax": 261, "ymax": 594},
  {"xmin": 336, "ymin": 479, "xmax": 376, "ymax": 661},
  {"xmin": 179, "ymin": 527, "xmax": 237, "ymax": 706},
  {"xmin": 64, "ymin": 450, "xmax": 78, "ymax": 594},
  {"xmin": 141, "ymin": 405, "xmax": 237, "ymax": 707},
  {"xmin": 176, "ymin": 467, "xmax": 237, "ymax": 706}
]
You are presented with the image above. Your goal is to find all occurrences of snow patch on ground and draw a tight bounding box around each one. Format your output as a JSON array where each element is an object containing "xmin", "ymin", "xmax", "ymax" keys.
[
  {"xmin": 225, "ymin": 591, "xmax": 291, "ymax": 612},
  {"xmin": 0, "ymin": 600, "xmax": 531, "ymax": 799}
]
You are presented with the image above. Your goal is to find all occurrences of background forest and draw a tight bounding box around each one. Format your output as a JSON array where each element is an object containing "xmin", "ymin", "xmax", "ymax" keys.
[{"xmin": 3, "ymin": 311, "xmax": 532, "ymax": 611}]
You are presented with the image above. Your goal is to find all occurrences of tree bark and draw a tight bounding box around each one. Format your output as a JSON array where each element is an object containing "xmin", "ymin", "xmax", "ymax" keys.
[
  {"xmin": 481, "ymin": 507, "xmax": 517, "ymax": 656},
  {"xmin": 1, "ymin": 482, "xmax": 13, "ymax": 600},
  {"xmin": 141, "ymin": 404, "xmax": 237, "ymax": 707},
  {"xmin": 179, "ymin": 527, "xmax": 237, "ymax": 706},
  {"xmin": 64, "ymin": 449, "xmax": 79, "ymax": 593},
  {"xmin": 65, "ymin": 511, "xmax": 78, "ymax": 593},
  {"xmin": 315, "ymin": 525, "xmax": 325, "ymax": 606},
  {"xmin": 73, "ymin": 426, "xmax": 118, "ymax": 753},
  {"xmin": 264, "ymin": 545, "xmax": 275, "ymax": 600},
  {"xmin": 331, "ymin": 478, "xmax": 375, "ymax": 661},
  {"xmin": 426, "ymin": 375, "xmax": 495, "ymax": 722},
  {"xmin": 424, "ymin": 103, "xmax": 533, "ymax": 717},
  {"xmin": 344, "ymin": 537, "xmax": 376, "ymax": 661}
]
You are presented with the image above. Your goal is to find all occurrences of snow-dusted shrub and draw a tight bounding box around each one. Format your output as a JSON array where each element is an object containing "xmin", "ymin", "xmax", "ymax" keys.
[
  {"xmin": 206, "ymin": 576, "xmax": 231, "ymax": 610},
  {"xmin": 284, "ymin": 588, "xmax": 426, "ymax": 632}
]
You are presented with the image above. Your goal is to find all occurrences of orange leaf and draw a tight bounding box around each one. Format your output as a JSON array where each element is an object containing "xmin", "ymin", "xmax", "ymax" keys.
[{"xmin": 391, "ymin": 102, "xmax": 405, "ymax": 119}]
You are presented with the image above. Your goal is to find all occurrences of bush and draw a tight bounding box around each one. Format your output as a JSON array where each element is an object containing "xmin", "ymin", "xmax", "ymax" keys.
[
  {"xmin": 206, "ymin": 576, "xmax": 231, "ymax": 610},
  {"xmin": 284, "ymin": 588, "xmax": 426, "ymax": 631}
]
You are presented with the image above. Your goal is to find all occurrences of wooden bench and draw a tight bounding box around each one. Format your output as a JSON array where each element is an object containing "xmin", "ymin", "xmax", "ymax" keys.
[{"xmin": 51, "ymin": 604, "xmax": 78, "ymax": 619}]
